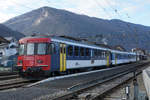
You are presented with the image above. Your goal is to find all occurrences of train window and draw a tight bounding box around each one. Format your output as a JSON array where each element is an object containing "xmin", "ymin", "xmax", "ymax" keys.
[
  {"xmin": 98, "ymin": 50, "xmax": 102, "ymax": 57},
  {"xmin": 86, "ymin": 48, "xmax": 90, "ymax": 56},
  {"xmin": 48, "ymin": 43, "xmax": 56, "ymax": 54},
  {"xmin": 37, "ymin": 43, "xmax": 47, "ymax": 55},
  {"xmin": 102, "ymin": 52, "xmax": 106, "ymax": 58},
  {"xmin": 49, "ymin": 44, "xmax": 52, "ymax": 54},
  {"xmin": 60, "ymin": 47, "xmax": 63, "ymax": 53},
  {"xmin": 97, "ymin": 50, "xmax": 100, "ymax": 56},
  {"xmin": 118, "ymin": 54, "xmax": 120, "ymax": 59},
  {"xmin": 27, "ymin": 43, "xmax": 35, "ymax": 55},
  {"xmin": 19, "ymin": 44, "xmax": 25, "ymax": 55},
  {"xmin": 51, "ymin": 44, "xmax": 56, "ymax": 54},
  {"xmin": 80, "ymin": 47, "xmax": 85, "ymax": 56},
  {"xmin": 74, "ymin": 46, "xmax": 79, "ymax": 56},
  {"xmin": 67, "ymin": 46, "xmax": 73, "ymax": 56},
  {"xmin": 94, "ymin": 49, "xmax": 98, "ymax": 56},
  {"xmin": 64, "ymin": 47, "xmax": 66, "ymax": 54}
]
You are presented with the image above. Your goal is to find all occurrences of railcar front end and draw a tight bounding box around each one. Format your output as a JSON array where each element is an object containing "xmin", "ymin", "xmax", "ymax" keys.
[{"xmin": 17, "ymin": 37, "xmax": 52, "ymax": 77}]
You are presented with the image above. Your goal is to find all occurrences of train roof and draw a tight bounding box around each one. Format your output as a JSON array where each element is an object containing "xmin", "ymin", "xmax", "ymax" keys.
[
  {"xmin": 51, "ymin": 36, "xmax": 109, "ymax": 51},
  {"xmin": 20, "ymin": 35, "xmax": 136, "ymax": 55},
  {"xmin": 51, "ymin": 36, "xmax": 136, "ymax": 55}
]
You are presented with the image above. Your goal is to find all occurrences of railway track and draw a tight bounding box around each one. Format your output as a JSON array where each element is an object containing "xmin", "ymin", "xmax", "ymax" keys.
[
  {"xmin": 0, "ymin": 74, "xmax": 19, "ymax": 80},
  {"xmin": 0, "ymin": 78, "xmax": 36, "ymax": 91},
  {"xmin": 0, "ymin": 72, "xmax": 17, "ymax": 76},
  {"xmin": 0, "ymin": 72, "xmax": 37, "ymax": 91},
  {"xmin": 52, "ymin": 61, "xmax": 150, "ymax": 100}
]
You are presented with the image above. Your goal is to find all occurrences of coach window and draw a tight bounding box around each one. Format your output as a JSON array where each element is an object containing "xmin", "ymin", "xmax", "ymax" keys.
[
  {"xmin": 119, "ymin": 54, "xmax": 121, "ymax": 59},
  {"xmin": 74, "ymin": 46, "xmax": 79, "ymax": 56},
  {"xmin": 51, "ymin": 44, "xmax": 56, "ymax": 54},
  {"xmin": 94, "ymin": 49, "xmax": 97, "ymax": 57},
  {"xmin": 68, "ymin": 46, "xmax": 73, "ymax": 56},
  {"xmin": 86, "ymin": 48, "xmax": 90, "ymax": 56},
  {"xmin": 97, "ymin": 50, "xmax": 100, "ymax": 57},
  {"xmin": 48, "ymin": 43, "xmax": 55, "ymax": 54},
  {"xmin": 80, "ymin": 47, "xmax": 85, "ymax": 56},
  {"xmin": 98, "ymin": 50, "xmax": 102, "ymax": 57},
  {"xmin": 102, "ymin": 52, "xmax": 106, "ymax": 58}
]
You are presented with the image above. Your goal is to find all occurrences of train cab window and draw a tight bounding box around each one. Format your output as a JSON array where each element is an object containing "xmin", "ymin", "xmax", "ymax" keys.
[
  {"xmin": 27, "ymin": 43, "xmax": 35, "ymax": 55},
  {"xmin": 19, "ymin": 44, "xmax": 25, "ymax": 55},
  {"xmin": 37, "ymin": 43, "xmax": 47, "ymax": 55},
  {"xmin": 67, "ymin": 46, "xmax": 73, "ymax": 56},
  {"xmin": 80, "ymin": 47, "xmax": 85, "ymax": 56},
  {"xmin": 86, "ymin": 48, "xmax": 90, "ymax": 56},
  {"xmin": 74, "ymin": 46, "xmax": 79, "ymax": 56}
]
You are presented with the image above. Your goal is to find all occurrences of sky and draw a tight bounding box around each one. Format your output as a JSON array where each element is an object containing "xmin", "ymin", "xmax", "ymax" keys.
[{"xmin": 0, "ymin": 0, "xmax": 150, "ymax": 26}]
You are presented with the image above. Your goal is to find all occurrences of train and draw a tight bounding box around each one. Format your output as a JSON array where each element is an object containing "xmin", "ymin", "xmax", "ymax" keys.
[{"xmin": 17, "ymin": 36, "xmax": 145, "ymax": 77}]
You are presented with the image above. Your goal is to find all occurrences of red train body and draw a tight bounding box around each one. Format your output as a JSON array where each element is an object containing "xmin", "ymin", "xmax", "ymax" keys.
[{"xmin": 17, "ymin": 37, "xmax": 51, "ymax": 76}]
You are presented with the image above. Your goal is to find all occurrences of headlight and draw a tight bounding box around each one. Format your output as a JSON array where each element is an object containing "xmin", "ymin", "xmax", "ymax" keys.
[{"xmin": 37, "ymin": 59, "xmax": 43, "ymax": 64}]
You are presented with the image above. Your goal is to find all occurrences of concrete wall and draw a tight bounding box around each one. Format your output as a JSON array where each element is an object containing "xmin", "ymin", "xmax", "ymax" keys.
[{"xmin": 142, "ymin": 68, "xmax": 150, "ymax": 99}]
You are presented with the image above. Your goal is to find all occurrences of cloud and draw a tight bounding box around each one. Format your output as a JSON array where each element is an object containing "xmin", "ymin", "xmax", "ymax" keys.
[
  {"xmin": 0, "ymin": 0, "xmax": 116, "ymax": 23},
  {"xmin": 0, "ymin": 12, "xmax": 15, "ymax": 23},
  {"xmin": 58, "ymin": 0, "xmax": 118, "ymax": 19},
  {"xmin": 0, "ymin": 0, "xmax": 150, "ymax": 26}
]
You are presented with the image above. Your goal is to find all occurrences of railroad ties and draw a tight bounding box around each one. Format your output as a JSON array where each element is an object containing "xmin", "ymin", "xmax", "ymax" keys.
[{"xmin": 0, "ymin": 72, "xmax": 36, "ymax": 91}]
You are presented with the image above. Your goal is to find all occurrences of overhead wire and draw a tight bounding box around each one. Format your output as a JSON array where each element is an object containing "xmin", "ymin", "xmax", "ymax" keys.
[
  {"xmin": 93, "ymin": 0, "xmax": 113, "ymax": 19},
  {"xmin": 103, "ymin": 0, "xmax": 139, "ymax": 50}
]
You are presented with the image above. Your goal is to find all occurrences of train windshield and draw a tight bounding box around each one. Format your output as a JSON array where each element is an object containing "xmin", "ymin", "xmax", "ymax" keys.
[
  {"xmin": 37, "ymin": 43, "xmax": 47, "ymax": 55},
  {"xmin": 19, "ymin": 44, "xmax": 25, "ymax": 55},
  {"xmin": 27, "ymin": 43, "xmax": 35, "ymax": 55},
  {"xmin": 19, "ymin": 43, "xmax": 48, "ymax": 55}
]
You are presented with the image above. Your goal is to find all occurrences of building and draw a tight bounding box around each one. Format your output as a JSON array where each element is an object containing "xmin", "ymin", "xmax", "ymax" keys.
[{"xmin": 0, "ymin": 36, "xmax": 18, "ymax": 66}]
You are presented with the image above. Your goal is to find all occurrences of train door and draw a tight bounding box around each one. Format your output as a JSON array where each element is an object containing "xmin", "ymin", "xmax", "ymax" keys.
[
  {"xmin": 106, "ymin": 51, "xmax": 111, "ymax": 66},
  {"xmin": 60, "ymin": 43, "xmax": 66, "ymax": 72},
  {"xmin": 115, "ymin": 53, "xmax": 117, "ymax": 65}
]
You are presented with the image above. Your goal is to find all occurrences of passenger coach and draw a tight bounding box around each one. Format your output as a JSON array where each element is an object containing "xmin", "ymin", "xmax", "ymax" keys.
[{"xmin": 17, "ymin": 36, "xmax": 137, "ymax": 77}]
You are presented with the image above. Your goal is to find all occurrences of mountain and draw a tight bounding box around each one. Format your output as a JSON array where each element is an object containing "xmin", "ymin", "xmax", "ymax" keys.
[
  {"xmin": 4, "ymin": 6, "xmax": 150, "ymax": 50},
  {"xmin": 0, "ymin": 24, "xmax": 25, "ymax": 40}
]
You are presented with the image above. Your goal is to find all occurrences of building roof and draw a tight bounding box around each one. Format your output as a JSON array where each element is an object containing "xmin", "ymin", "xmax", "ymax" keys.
[{"xmin": 0, "ymin": 36, "xmax": 10, "ymax": 44}]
